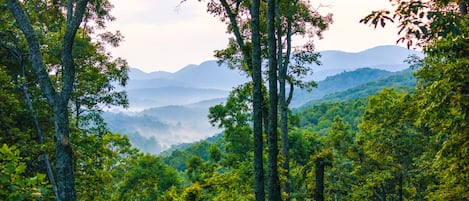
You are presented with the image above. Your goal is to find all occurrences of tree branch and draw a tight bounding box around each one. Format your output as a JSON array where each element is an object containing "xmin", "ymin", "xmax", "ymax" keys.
[
  {"xmin": 61, "ymin": 0, "xmax": 90, "ymax": 102},
  {"xmin": 6, "ymin": 0, "xmax": 59, "ymax": 106},
  {"xmin": 219, "ymin": 0, "xmax": 252, "ymax": 72}
]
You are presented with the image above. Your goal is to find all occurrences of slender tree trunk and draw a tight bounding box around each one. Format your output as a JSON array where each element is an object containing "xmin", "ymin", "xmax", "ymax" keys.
[
  {"xmin": 267, "ymin": 0, "xmax": 281, "ymax": 200},
  {"xmin": 381, "ymin": 184, "xmax": 387, "ymax": 201},
  {"xmin": 398, "ymin": 174, "xmax": 404, "ymax": 201},
  {"xmin": 1, "ymin": 42, "xmax": 60, "ymax": 200},
  {"xmin": 315, "ymin": 158, "xmax": 325, "ymax": 201},
  {"xmin": 251, "ymin": 0, "xmax": 265, "ymax": 200},
  {"xmin": 276, "ymin": 1, "xmax": 289, "ymax": 198},
  {"xmin": 20, "ymin": 65, "xmax": 60, "ymax": 200},
  {"xmin": 278, "ymin": 1, "xmax": 294, "ymax": 199},
  {"xmin": 218, "ymin": 1, "xmax": 266, "ymax": 199}
]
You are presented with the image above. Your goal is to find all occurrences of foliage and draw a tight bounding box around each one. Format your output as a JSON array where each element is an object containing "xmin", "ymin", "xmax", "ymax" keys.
[
  {"xmin": 413, "ymin": 16, "xmax": 469, "ymax": 200},
  {"xmin": 116, "ymin": 154, "xmax": 181, "ymax": 201},
  {"xmin": 73, "ymin": 131, "xmax": 139, "ymax": 200},
  {"xmin": 0, "ymin": 144, "xmax": 50, "ymax": 201},
  {"xmin": 298, "ymin": 98, "xmax": 368, "ymax": 135},
  {"xmin": 361, "ymin": 0, "xmax": 467, "ymax": 47}
]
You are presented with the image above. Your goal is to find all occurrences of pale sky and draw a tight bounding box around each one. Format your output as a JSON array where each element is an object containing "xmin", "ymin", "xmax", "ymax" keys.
[{"xmin": 106, "ymin": 0, "xmax": 402, "ymax": 73}]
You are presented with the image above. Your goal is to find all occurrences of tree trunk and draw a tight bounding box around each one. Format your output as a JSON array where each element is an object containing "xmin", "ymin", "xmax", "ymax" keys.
[
  {"xmin": 267, "ymin": 0, "xmax": 281, "ymax": 200},
  {"xmin": 315, "ymin": 158, "xmax": 325, "ymax": 201},
  {"xmin": 53, "ymin": 103, "xmax": 76, "ymax": 200},
  {"xmin": 278, "ymin": 1, "xmax": 294, "ymax": 199},
  {"xmin": 398, "ymin": 174, "xmax": 403, "ymax": 201},
  {"xmin": 250, "ymin": 0, "xmax": 265, "ymax": 200}
]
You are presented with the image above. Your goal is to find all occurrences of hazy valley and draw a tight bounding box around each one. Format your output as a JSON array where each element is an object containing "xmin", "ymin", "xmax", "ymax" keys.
[{"xmin": 104, "ymin": 45, "xmax": 422, "ymax": 153}]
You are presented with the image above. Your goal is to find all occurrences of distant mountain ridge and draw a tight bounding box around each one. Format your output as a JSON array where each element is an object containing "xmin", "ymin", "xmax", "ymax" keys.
[
  {"xmin": 307, "ymin": 45, "xmax": 422, "ymax": 80},
  {"xmin": 128, "ymin": 45, "xmax": 421, "ymax": 85},
  {"xmin": 103, "ymin": 102, "xmax": 221, "ymax": 154},
  {"xmin": 105, "ymin": 45, "xmax": 422, "ymax": 153},
  {"xmin": 122, "ymin": 45, "xmax": 421, "ymax": 110},
  {"xmin": 129, "ymin": 60, "xmax": 249, "ymax": 90}
]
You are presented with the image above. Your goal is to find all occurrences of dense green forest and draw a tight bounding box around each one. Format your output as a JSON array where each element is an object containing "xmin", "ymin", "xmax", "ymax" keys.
[{"xmin": 1, "ymin": 0, "xmax": 468, "ymax": 201}]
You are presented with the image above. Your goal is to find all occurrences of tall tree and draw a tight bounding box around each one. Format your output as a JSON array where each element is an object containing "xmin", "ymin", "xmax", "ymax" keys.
[
  {"xmin": 356, "ymin": 89, "xmax": 422, "ymax": 201},
  {"xmin": 201, "ymin": 1, "xmax": 330, "ymax": 199},
  {"xmin": 201, "ymin": 0, "xmax": 266, "ymax": 199},
  {"xmin": 276, "ymin": 1, "xmax": 330, "ymax": 199},
  {"xmin": 5, "ymin": 1, "xmax": 114, "ymax": 200}
]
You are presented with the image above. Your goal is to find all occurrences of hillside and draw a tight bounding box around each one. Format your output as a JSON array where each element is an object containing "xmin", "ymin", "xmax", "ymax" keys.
[
  {"xmin": 300, "ymin": 69, "xmax": 416, "ymax": 108},
  {"xmin": 290, "ymin": 68, "xmax": 393, "ymax": 107}
]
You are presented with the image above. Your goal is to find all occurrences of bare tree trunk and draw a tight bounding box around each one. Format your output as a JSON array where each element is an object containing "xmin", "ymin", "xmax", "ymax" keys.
[
  {"xmin": 53, "ymin": 103, "xmax": 76, "ymax": 200},
  {"xmin": 398, "ymin": 174, "xmax": 403, "ymax": 201},
  {"xmin": 218, "ymin": 0, "xmax": 265, "ymax": 199},
  {"xmin": 251, "ymin": 0, "xmax": 265, "ymax": 200},
  {"xmin": 267, "ymin": 0, "xmax": 281, "ymax": 200},
  {"xmin": 315, "ymin": 158, "xmax": 325, "ymax": 201}
]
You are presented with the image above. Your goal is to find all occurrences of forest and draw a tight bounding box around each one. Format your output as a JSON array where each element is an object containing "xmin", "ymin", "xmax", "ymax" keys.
[{"xmin": 0, "ymin": 0, "xmax": 468, "ymax": 201}]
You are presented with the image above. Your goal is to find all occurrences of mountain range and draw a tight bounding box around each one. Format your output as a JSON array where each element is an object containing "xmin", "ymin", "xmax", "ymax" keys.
[{"xmin": 104, "ymin": 45, "xmax": 422, "ymax": 153}]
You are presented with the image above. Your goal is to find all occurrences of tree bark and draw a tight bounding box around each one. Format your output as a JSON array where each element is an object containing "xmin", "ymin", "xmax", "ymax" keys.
[
  {"xmin": 315, "ymin": 158, "xmax": 325, "ymax": 201},
  {"xmin": 267, "ymin": 0, "xmax": 281, "ymax": 200},
  {"xmin": 278, "ymin": 1, "xmax": 294, "ymax": 199},
  {"xmin": 398, "ymin": 174, "xmax": 403, "ymax": 201},
  {"xmin": 250, "ymin": 0, "xmax": 265, "ymax": 200},
  {"xmin": 53, "ymin": 103, "xmax": 76, "ymax": 200}
]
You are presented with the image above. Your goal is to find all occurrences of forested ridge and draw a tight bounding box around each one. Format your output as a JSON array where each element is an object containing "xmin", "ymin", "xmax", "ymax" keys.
[{"xmin": 1, "ymin": 0, "xmax": 468, "ymax": 201}]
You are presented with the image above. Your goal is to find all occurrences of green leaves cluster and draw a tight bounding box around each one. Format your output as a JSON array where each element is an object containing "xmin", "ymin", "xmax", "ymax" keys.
[
  {"xmin": 0, "ymin": 144, "xmax": 50, "ymax": 201},
  {"xmin": 361, "ymin": 0, "xmax": 467, "ymax": 47}
]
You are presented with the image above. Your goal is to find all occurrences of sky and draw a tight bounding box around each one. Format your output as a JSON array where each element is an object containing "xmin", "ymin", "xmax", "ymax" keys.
[{"xmin": 106, "ymin": 0, "xmax": 402, "ymax": 73}]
